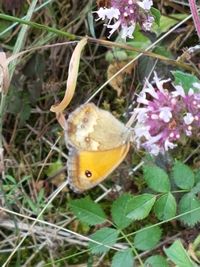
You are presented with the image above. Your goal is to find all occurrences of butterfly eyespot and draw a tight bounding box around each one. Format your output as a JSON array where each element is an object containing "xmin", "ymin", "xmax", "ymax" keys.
[
  {"xmin": 83, "ymin": 117, "xmax": 88, "ymax": 123},
  {"xmin": 85, "ymin": 137, "xmax": 90, "ymax": 143},
  {"xmin": 85, "ymin": 170, "xmax": 92, "ymax": 178}
]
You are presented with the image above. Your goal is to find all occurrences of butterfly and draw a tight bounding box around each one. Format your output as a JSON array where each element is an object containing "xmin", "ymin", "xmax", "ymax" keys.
[{"xmin": 65, "ymin": 103, "xmax": 131, "ymax": 192}]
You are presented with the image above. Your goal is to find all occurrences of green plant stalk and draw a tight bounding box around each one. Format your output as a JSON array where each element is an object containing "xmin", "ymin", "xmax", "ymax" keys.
[
  {"xmin": 120, "ymin": 229, "xmax": 144, "ymax": 266},
  {"xmin": 0, "ymin": 13, "xmax": 76, "ymax": 40},
  {"xmin": 0, "ymin": 0, "xmax": 53, "ymax": 38}
]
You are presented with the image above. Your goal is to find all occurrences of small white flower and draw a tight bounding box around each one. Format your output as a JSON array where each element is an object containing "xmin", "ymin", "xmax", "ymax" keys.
[
  {"xmin": 151, "ymin": 114, "xmax": 159, "ymax": 120},
  {"xmin": 173, "ymin": 85, "xmax": 185, "ymax": 97},
  {"xmin": 148, "ymin": 144, "xmax": 160, "ymax": 155},
  {"xmin": 95, "ymin": 7, "xmax": 120, "ymax": 21},
  {"xmin": 121, "ymin": 24, "xmax": 135, "ymax": 39},
  {"xmin": 153, "ymin": 72, "xmax": 170, "ymax": 93},
  {"xmin": 143, "ymin": 79, "xmax": 158, "ymax": 99},
  {"xmin": 184, "ymin": 113, "xmax": 194, "ymax": 125},
  {"xmin": 159, "ymin": 107, "xmax": 172, "ymax": 123},
  {"xmin": 106, "ymin": 20, "xmax": 121, "ymax": 38},
  {"xmin": 142, "ymin": 16, "xmax": 154, "ymax": 31},
  {"xmin": 164, "ymin": 139, "xmax": 177, "ymax": 151},
  {"xmin": 137, "ymin": 0, "xmax": 153, "ymax": 10},
  {"xmin": 186, "ymin": 130, "xmax": 192, "ymax": 136},
  {"xmin": 137, "ymin": 92, "xmax": 149, "ymax": 105},
  {"xmin": 144, "ymin": 133, "xmax": 162, "ymax": 144}
]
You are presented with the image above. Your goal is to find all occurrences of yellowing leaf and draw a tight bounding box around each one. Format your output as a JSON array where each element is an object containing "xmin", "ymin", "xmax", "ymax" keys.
[
  {"xmin": 50, "ymin": 37, "xmax": 87, "ymax": 113},
  {"xmin": 107, "ymin": 60, "xmax": 134, "ymax": 96}
]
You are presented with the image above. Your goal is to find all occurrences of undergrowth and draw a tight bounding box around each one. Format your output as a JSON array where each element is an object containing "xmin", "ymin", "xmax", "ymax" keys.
[{"xmin": 0, "ymin": 0, "xmax": 200, "ymax": 266}]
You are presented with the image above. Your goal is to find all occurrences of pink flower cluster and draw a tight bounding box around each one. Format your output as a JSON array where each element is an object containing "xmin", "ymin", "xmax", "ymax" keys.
[
  {"xmin": 134, "ymin": 73, "xmax": 200, "ymax": 155},
  {"xmin": 94, "ymin": 0, "xmax": 154, "ymax": 39}
]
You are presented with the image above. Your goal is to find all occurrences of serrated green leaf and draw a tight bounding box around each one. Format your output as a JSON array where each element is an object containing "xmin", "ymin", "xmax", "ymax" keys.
[
  {"xmin": 150, "ymin": 7, "xmax": 161, "ymax": 26},
  {"xmin": 134, "ymin": 225, "xmax": 162, "ymax": 251},
  {"xmin": 172, "ymin": 70, "xmax": 200, "ymax": 93},
  {"xmin": 89, "ymin": 227, "xmax": 119, "ymax": 255},
  {"xmin": 111, "ymin": 249, "xmax": 134, "ymax": 267},
  {"xmin": 172, "ymin": 161, "xmax": 194, "ymax": 190},
  {"xmin": 111, "ymin": 194, "xmax": 133, "ymax": 229},
  {"xmin": 144, "ymin": 255, "xmax": 169, "ymax": 267},
  {"xmin": 69, "ymin": 197, "xmax": 107, "ymax": 226},
  {"xmin": 178, "ymin": 193, "xmax": 200, "ymax": 226},
  {"xmin": 154, "ymin": 193, "xmax": 177, "ymax": 221},
  {"xmin": 126, "ymin": 194, "xmax": 156, "ymax": 220},
  {"xmin": 143, "ymin": 165, "xmax": 170, "ymax": 192},
  {"xmin": 164, "ymin": 240, "xmax": 195, "ymax": 267}
]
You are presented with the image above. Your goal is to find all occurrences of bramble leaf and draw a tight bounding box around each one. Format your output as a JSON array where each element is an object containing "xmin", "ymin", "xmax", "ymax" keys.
[
  {"xmin": 134, "ymin": 225, "xmax": 162, "ymax": 251},
  {"xmin": 69, "ymin": 196, "xmax": 107, "ymax": 226},
  {"xmin": 178, "ymin": 193, "xmax": 200, "ymax": 226},
  {"xmin": 144, "ymin": 255, "xmax": 169, "ymax": 267},
  {"xmin": 89, "ymin": 227, "xmax": 119, "ymax": 254},
  {"xmin": 154, "ymin": 192, "xmax": 177, "ymax": 221},
  {"xmin": 172, "ymin": 161, "xmax": 194, "ymax": 190},
  {"xmin": 111, "ymin": 249, "xmax": 133, "ymax": 267},
  {"xmin": 164, "ymin": 240, "xmax": 196, "ymax": 267},
  {"xmin": 143, "ymin": 165, "xmax": 170, "ymax": 192},
  {"xmin": 111, "ymin": 193, "xmax": 132, "ymax": 229},
  {"xmin": 126, "ymin": 194, "xmax": 156, "ymax": 220}
]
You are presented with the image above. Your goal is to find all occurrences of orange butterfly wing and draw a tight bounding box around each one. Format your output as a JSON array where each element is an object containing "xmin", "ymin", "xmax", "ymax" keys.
[{"xmin": 68, "ymin": 143, "xmax": 130, "ymax": 192}]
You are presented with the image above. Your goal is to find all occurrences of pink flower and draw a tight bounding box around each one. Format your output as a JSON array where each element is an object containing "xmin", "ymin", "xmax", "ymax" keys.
[
  {"xmin": 94, "ymin": 0, "xmax": 154, "ymax": 39},
  {"xmin": 134, "ymin": 73, "xmax": 200, "ymax": 155}
]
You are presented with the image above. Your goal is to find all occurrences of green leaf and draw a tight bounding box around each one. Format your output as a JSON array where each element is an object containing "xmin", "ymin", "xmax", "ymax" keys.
[
  {"xmin": 89, "ymin": 227, "xmax": 119, "ymax": 255},
  {"xmin": 111, "ymin": 194, "xmax": 133, "ymax": 229},
  {"xmin": 127, "ymin": 28, "xmax": 151, "ymax": 58},
  {"xmin": 172, "ymin": 161, "xmax": 194, "ymax": 190},
  {"xmin": 126, "ymin": 194, "xmax": 156, "ymax": 220},
  {"xmin": 178, "ymin": 193, "xmax": 200, "ymax": 226},
  {"xmin": 45, "ymin": 160, "xmax": 63, "ymax": 176},
  {"xmin": 172, "ymin": 70, "xmax": 200, "ymax": 93},
  {"xmin": 143, "ymin": 165, "xmax": 170, "ymax": 192},
  {"xmin": 69, "ymin": 196, "xmax": 107, "ymax": 226},
  {"xmin": 164, "ymin": 240, "xmax": 195, "ymax": 267},
  {"xmin": 134, "ymin": 225, "xmax": 162, "ymax": 251},
  {"xmin": 150, "ymin": 7, "xmax": 161, "ymax": 26},
  {"xmin": 191, "ymin": 181, "xmax": 200, "ymax": 195},
  {"xmin": 152, "ymin": 14, "xmax": 187, "ymax": 36},
  {"xmin": 154, "ymin": 193, "xmax": 177, "ymax": 221},
  {"xmin": 144, "ymin": 255, "xmax": 169, "ymax": 267},
  {"xmin": 194, "ymin": 169, "xmax": 200, "ymax": 184},
  {"xmin": 111, "ymin": 249, "xmax": 134, "ymax": 267}
]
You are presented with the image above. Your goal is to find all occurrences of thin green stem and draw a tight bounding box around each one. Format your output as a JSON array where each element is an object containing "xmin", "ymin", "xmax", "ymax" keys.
[
  {"xmin": 0, "ymin": 13, "xmax": 76, "ymax": 40},
  {"xmin": 120, "ymin": 229, "xmax": 144, "ymax": 266}
]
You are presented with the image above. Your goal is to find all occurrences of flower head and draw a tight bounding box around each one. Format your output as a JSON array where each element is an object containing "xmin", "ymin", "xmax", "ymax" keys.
[
  {"xmin": 94, "ymin": 0, "xmax": 154, "ymax": 39},
  {"xmin": 134, "ymin": 73, "xmax": 200, "ymax": 155}
]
